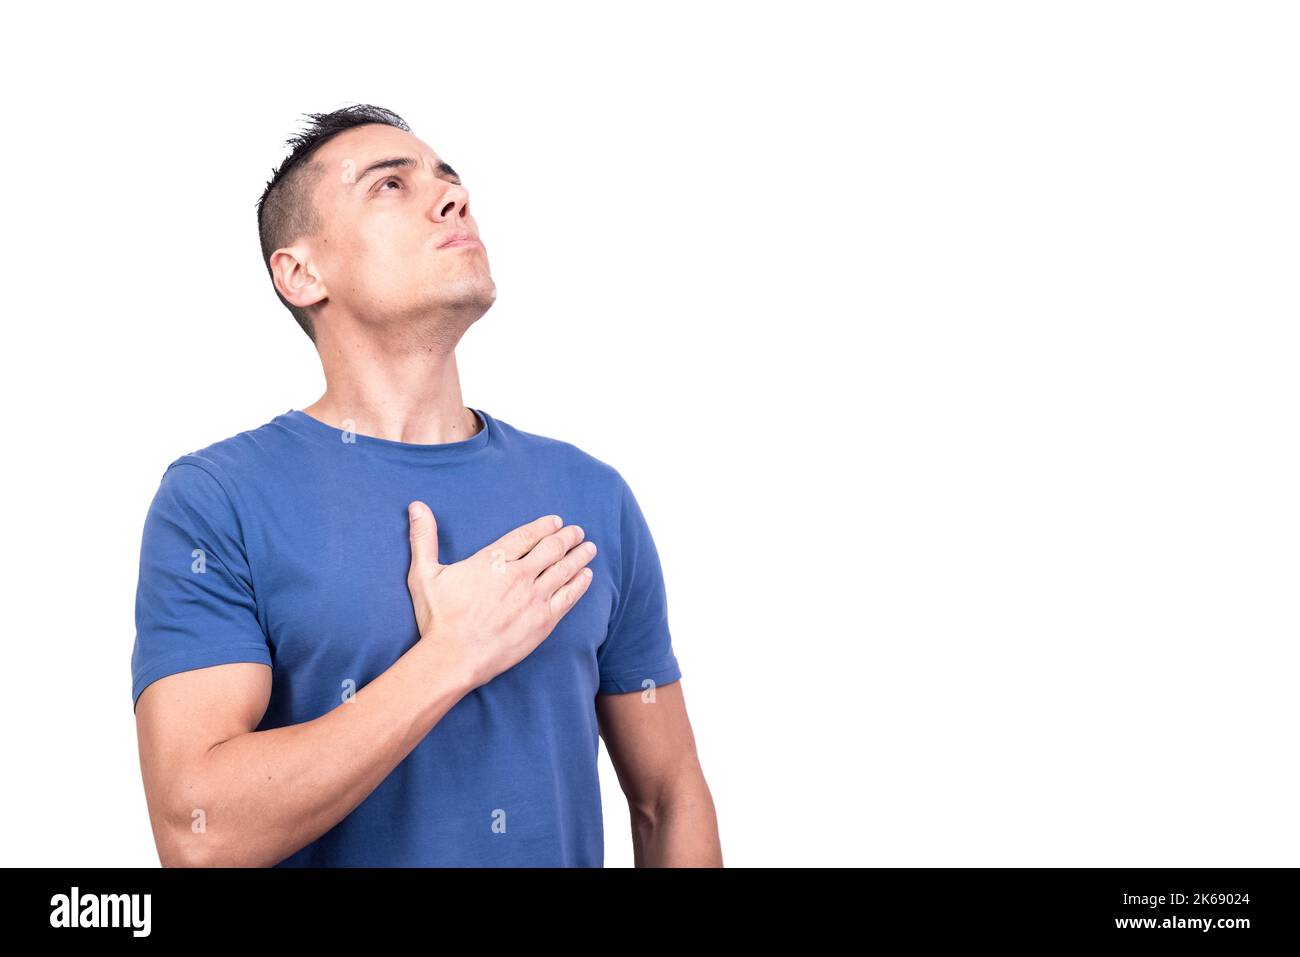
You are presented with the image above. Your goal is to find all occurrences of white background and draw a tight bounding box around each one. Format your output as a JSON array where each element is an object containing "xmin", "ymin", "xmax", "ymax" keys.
[{"xmin": 0, "ymin": 1, "xmax": 1295, "ymax": 867}]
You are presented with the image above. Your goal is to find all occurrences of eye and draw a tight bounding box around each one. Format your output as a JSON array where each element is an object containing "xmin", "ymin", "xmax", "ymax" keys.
[{"xmin": 377, "ymin": 176, "xmax": 403, "ymax": 191}]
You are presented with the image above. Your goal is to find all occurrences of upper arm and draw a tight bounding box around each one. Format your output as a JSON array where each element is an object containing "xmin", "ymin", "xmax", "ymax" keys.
[
  {"xmin": 135, "ymin": 662, "xmax": 272, "ymax": 844},
  {"xmin": 129, "ymin": 457, "xmax": 274, "ymax": 860},
  {"xmin": 595, "ymin": 679, "xmax": 701, "ymax": 815},
  {"xmin": 596, "ymin": 471, "xmax": 681, "ymax": 694},
  {"xmin": 131, "ymin": 460, "xmax": 273, "ymax": 713},
  {"xmin": 594, "ymin": 469, "xmax": 696, "ymax": 812}
]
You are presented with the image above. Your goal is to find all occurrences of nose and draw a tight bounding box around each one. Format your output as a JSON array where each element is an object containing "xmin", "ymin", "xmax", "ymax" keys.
[{"xmin": 431, "ymin": 183, "xmax": 471, "ymax": 222}]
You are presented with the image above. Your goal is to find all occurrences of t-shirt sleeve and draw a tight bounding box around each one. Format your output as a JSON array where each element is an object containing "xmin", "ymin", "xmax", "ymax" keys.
[
  {"xmin": 596, "ymin": 472, "xmax": 682, "ymax": 695},
  {"xmin": 130, "ymin": 459, "xmax": 272, "ymax": 712}
]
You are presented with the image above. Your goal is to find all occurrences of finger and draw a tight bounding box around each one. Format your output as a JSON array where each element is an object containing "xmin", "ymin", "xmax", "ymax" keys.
[
  {"xmin": 536, "ymin": 538, "xmax": 597, "ymax": 596},
  {"xmin": 548, "ymin": 565, "xmax": 594, "ymax": 618},
  {"xmin": 407, "ymin": 501, "xmax": 440, "ymax": 573},
  {"xmin": 519, "ymin": 523, "xmax": 585, "ymax": 579},
  {"xmin": 483, "ymin": 514, "xmax": 565, "ymax": 563}
]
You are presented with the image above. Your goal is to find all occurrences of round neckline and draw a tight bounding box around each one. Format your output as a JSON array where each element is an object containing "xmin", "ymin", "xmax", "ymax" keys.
[{"xmin": 277, "ymin": 407, "xmax": 493, "ymax": 463}]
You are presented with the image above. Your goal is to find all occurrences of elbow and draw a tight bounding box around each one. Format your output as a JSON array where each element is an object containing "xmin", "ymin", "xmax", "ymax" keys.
[
  {"xmin": 155, "ymin": 814, "xmax": 228, "ymax": 868},
  {"xmin": 157, "ymin": 842, "xmax": 203, "ymax": 869},
  {"xmin": 632, "ymin": 765, "xmax": 715, "ymax": 827},
  {"xmin": 156, "ymin": 833, "xmax": 212, "ymax": 868},
  {"xmin": 154, "ymin": 804, "xmax": 283, "ymax": 867},
  {"xmin": 158, "ymin": 825, "xmax": 263, "ymax": 868},
  {"xmin": 153, "ymin": 786, "xmax": 240, "ymax": 867}
]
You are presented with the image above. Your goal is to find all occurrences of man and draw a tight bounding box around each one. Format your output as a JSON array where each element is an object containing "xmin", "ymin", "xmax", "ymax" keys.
[{"xmin": 130, "ymin": 104, "xmax": 721, "ymax": 867}]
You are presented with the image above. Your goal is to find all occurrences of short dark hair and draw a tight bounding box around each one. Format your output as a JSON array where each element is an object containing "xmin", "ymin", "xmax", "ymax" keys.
[{"xmin": 256, "ymin": 104, "xmax": 412, "ymax": 343}]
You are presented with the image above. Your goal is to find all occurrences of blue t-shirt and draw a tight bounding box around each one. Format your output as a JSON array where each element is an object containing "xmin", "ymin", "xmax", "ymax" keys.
[{"xmin": 130, "ymin": 407, "xmax": 681, "ymax": 866}]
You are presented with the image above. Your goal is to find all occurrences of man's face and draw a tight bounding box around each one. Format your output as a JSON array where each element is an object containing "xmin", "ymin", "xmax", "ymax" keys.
[{"xmin": 304, "ymin": 123, "xmax": 495, "ymax": 335}]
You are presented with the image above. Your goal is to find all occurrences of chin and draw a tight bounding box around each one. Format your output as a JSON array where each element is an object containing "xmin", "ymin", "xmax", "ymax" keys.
[{"xmin": 443, "ymin": 274, "xmax": 496, "ymax": 308}]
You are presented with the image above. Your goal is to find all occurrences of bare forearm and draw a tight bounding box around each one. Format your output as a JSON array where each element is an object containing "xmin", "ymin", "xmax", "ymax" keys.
[
  {"xmin": 157, "ymin": 640, "xmax": 472, "ymax": 867},
  {"xmin": 630, "ymin": 775, "xmax": 722, "ymax": 867}
]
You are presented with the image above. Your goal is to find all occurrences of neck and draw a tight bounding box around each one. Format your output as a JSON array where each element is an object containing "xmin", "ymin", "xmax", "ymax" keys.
[{"xmin": 302, "ymin": 321, "xmax": 480, "ymax": 445}]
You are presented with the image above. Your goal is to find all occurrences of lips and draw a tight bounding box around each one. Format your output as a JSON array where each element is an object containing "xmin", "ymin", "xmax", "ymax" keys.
[{"xmin": 438, "ymin": 234, "xmax": 481, "ymax": 248}]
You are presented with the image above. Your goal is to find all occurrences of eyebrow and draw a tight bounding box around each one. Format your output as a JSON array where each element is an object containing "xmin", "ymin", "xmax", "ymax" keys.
[{"xmin": 354, "ymin": 155, "xmax": 461, "ymax": 188}]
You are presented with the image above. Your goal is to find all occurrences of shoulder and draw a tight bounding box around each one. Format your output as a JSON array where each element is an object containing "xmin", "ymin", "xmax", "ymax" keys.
[
  {"xmin": 152, "ymin": 412, "xmax": 297, "ymax": 506},
  {"xmin": 487, "ymin": 410, "xmax": 630, "ymax": 491},
  {"xmin": 485, "ymin": 411, "xmax": 648, "ymax": 545}
]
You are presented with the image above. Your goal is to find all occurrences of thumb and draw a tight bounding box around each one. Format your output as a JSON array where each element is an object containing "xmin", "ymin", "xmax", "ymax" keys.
[{"xmin": 407, "ymin": 501, "xmax": 440, "ymax": 571}]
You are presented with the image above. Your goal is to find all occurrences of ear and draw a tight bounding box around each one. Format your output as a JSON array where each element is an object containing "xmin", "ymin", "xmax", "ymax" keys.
[{"xmin": 270, "ymin": 245, "xmax": 328, "ymax": 310}]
